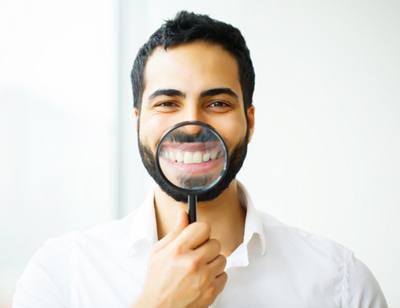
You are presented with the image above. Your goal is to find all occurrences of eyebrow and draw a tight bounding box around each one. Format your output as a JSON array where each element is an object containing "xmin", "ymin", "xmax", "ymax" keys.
[
  {"xmin": 200, "ymin": 88, "xmax": 239, "ymax": 99},
  {"xmin": 148, "ymin": 87, "xmax": 239, "ymax": 100},
  {"xmin": 148, "ymin": 89, "xmax": 185, "ymax": 100}
]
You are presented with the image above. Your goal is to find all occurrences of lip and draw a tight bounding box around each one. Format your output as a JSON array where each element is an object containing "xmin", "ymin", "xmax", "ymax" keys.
[{"xmin": 160, "ymin": 155, "xmax": 225, "ymax": 176}]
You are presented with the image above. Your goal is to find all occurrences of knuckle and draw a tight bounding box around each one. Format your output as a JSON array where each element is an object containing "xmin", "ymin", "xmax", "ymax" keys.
[
  {"xmin": 199, "ymin": 271, "xmax": 211, "ymax": 287},
  {"xmin": 213, "ymin": 254, "xmax": 226, "ymax": 269},
  {"xmin": 187, "ymin": 257, "xmax": 201, "ymax": 273},
  {"xmin": 220, "ymin": 271, "xmax": 227, "ymax": 278},
  {"xmin": 220, "ymin": 255, "xmax": 227, "ymax": 266},
  {"xmin": 197, "ymin": 222, "xmax": 211, "ymax": 236},
  {"xmin": 172, "ymin": 242, "xmax": 185, "ymax": 256},
  {"xmin": 205, "ymin": 284, "xmax": 217, "ymax": 300},
  {"xmin": 220, "ymin": 272, "xmax": 228, "ymax": 285}
]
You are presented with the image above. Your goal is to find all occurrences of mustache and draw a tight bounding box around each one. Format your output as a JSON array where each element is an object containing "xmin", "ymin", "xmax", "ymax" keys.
[{"xmin": 163, "ymin": 129, "xmax": 219, "ymax": 143}]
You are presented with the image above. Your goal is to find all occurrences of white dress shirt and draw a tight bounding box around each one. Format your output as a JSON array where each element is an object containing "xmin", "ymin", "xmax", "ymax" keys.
[{"xmin": 13, "ymin": 183, "xmax": 388, "ymax": 308}]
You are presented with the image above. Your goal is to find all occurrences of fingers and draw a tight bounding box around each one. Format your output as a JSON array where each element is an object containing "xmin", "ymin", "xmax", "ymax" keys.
[
  {"xmin": 188, "ymin": 271, "xmax": 228, "ymax": 308},
  {"xmin": 153, "ymin": 208, "xmax": 188, "ymax": 251},
  {"xmin": 214, "ymin": 271, "xmax": 228, "ymax": 289},
  {"xmin": 206, "ymin": 254, "xmax": 227, "ymax": 278},
  {"xmin": 212, "ymin": 271, "xmax": 228, "ymax": 297},
  {"xmin": 174, "ymin": 222, "xmax": 211, "ymax": 252},
  {"xmin": 191, "ymin": 239, "xmax": 221, "ymax": 264},
  {"xmin": 202, "ymin": 272, "xmax": 228, "ymax": 306},
  {"xmin": 174, "ymin": 207, "xmax": 189, "ymax": 232}
]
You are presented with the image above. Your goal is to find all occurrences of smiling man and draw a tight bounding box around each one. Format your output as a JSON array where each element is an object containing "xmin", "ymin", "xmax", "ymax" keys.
[{"xmin": 13, "ymin": 11, "xmax": 387, "ymax": 308}]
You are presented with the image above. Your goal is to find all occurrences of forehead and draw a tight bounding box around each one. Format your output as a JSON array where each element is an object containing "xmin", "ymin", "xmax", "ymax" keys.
[{"xmin": 143, "ymin": 41, "xmax": 242, "ymax": 99}]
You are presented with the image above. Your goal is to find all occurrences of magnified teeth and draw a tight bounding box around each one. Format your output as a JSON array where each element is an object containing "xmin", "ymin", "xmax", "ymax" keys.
[
  {"xmin": 202, "ymin": 152, "xmax": 210, "ymax": 162},
  {"xmin": 210, "ymin": 151, "xmax": 218, "ymax": 160},
  {"xmin": 164, "ymin": 149, "xmax": 223, "ymax": 164},
  {"xmin": 193, "ymin": 152, "xmax": 202, "ymax": 163},
  {"xmin": 183, "ymin": 152, "xmax": 193, "ymax": 164},
  {"xmin": 176, "ymin": 151, "xmax": 184, "ymax": 163}
]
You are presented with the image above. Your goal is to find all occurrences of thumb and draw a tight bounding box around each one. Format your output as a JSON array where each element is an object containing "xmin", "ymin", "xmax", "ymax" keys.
[
  {"xmin": 173, "ymin": 207, "xmax": 189, "ymax": 233},
  {"xmin": 154, "ymin": 208, "xmax": 188, "ymax": 250}
]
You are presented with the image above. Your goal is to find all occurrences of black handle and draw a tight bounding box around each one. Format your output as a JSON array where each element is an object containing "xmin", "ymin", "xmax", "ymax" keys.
[{"xmin": 188, "ymin": 194, "xmax": 197, "ymax": 224}]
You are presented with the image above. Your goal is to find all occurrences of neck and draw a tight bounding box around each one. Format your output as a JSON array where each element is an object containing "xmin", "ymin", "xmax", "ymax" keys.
[{"xmin": 154, "ymin": 180, "xmax": 246, "ymax": 257}]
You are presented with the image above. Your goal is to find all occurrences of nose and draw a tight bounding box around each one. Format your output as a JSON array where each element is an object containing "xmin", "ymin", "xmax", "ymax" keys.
[
  {"xmin": 184, "ymin": 102, "xmax": 203, "ymax": 120},
  {"xmin": 181, "ymin": 123, "xmax": 203, "ymax": 136},
  {"xmin": 181, "ymin": 103, "xmax": 204, "ymax": 132}
]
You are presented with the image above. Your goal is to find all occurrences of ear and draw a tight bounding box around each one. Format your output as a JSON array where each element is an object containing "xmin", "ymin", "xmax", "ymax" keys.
[
  {"xmin": 246, "ymin": 105, "xmax": 255, "ymax": 143},
  {"xmin": 133, "ymin": 107, "xmax": 139, "ymax": 118},
  {"xmin": 133, "ymin": 107, "xmax": 140, "ymax": 131}
]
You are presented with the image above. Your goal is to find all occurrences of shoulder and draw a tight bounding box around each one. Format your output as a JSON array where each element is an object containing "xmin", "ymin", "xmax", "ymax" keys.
[
  {"xmin": 37, "ymin": 211, "xmax": 137, "ymax": 261},
  {"xmin": 15, "ymin": 216, "xmax": 129, "ymax": 276},
  {"xmin": 37, "ymin": 212, "xmax": 133, "ymax": 253},
  {"xmin": 14, "ymin": 214, "xmax": 136, "ymax": 307},
  {"xmin": 256, "ymin": 210, "xmax": 388, "ymax": 307},
  {"xmin": 257, "ymin": 210, "xmax": 350, "ymax": 262}
]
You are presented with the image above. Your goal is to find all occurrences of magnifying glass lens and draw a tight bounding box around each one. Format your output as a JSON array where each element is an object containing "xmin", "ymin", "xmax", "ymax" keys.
[{"xmin": 157, "ymin": 123, "xmax": 227, "ymax": 192}]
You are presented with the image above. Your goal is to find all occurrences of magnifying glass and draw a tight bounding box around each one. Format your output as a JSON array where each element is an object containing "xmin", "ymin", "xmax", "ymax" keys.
[{"xmin": 155, "ymin": 121, "xmax": 229, "ymax": 223}]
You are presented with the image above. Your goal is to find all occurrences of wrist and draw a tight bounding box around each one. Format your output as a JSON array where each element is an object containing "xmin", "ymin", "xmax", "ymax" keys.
[{"xmin": 133, "ymin": 292, "xmax": 164, "ymax": 308}]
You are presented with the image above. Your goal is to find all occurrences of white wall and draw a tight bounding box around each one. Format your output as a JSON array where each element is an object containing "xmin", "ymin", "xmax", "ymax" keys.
[
  {"xmin": 119, "ymin": 1, "xmax": 400, "ymax": 307},
  {"xmin": 0, "ymin": 0, "xmax": 118, "ymax": 306}
]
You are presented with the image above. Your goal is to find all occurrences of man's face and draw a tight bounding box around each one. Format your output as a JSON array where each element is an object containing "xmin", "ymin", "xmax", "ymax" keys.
[{"xmin": 137, "ymin": 41, "xmax": 255, "ymax": 202}]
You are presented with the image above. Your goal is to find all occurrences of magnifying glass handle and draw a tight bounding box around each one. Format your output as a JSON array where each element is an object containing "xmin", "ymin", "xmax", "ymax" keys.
[{"xmin": 188, "ymin": 194, "xmax": 197, "ymax": 224}]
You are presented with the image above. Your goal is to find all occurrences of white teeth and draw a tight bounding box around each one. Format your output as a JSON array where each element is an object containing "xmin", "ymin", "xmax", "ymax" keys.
[
  {"xmin": 193, "ymin": 152, "xmax": 202, "ymax": 163},
  {"xmin": 202, "ymin": 152, "xmax": 210, "ymax": 162},
  {"xmin": 166, "ymin": 150, "xmax": 220, "ymax": 164},
  {"xmin": 176, "ymin": 151, "xmax": 184, "ymax": 163},
  {"xmin": 183, "ymin": 152, "xmax": 193, "ymax": 164},
  {"xmin": 210, "ymin": 151, "xmax": 218, "ymax": 160}
]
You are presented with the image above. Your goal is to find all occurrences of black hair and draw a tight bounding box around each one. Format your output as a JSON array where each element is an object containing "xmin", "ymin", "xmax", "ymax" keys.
[{"xmin": 131, "ymin": 11, "xmax": 255, "ymax": 111}]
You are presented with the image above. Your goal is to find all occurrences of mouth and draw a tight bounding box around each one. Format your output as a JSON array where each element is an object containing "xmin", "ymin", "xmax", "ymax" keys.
[
  {"xmin": 159, "ymin": 142, "xmax": 225, "ymax": 176},
  {"xmin": 160, "ymin": 141, "xmax": 223, "ymax": 163}
]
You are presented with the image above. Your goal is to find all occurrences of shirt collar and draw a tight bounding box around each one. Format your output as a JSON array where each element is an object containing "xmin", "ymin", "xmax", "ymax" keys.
[
  {"xmin": 127, "ymin": 181, "xmax": 267, "ymax": 262},
  {"xmin": 226, "ymin": 182, "xmax": 267, "ymax": 268},
  {"xmin": 127, "ymin": 185, "xmax": 158, "ymax": 256}
]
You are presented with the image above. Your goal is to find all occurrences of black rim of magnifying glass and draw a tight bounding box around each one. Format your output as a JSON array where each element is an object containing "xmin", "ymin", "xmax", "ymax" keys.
[{"xmin": 155, "ymin": 120, "xmax": 229, "ymax": 197}]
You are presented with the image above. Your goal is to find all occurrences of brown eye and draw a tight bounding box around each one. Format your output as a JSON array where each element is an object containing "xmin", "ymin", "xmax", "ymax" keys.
[
  {"xmin": 156, "ymin": 101, "xmax": 177, "ymax": 108},
  {"xmin": 207, "ymin": 101, "xmax": 232, "ymax": 111},
  {"xmin": 209, "ymin": 101, "xmax": 227, "ymax": 107},
  {"xmin": 152, "ymin": 101, "xmax": 179, "ymax": 113}
]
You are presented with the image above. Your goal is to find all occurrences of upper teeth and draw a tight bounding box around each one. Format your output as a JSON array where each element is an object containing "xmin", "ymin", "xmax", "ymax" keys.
[{"xmin": 163, "ymin": 150, "xmax": 220, "ymax": 164}]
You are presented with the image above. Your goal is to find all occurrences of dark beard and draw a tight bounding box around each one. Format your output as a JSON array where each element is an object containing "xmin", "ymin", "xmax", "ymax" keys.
[{"xmin": 138, "ymin": 129, "xmax": 248, "ymax": 203}]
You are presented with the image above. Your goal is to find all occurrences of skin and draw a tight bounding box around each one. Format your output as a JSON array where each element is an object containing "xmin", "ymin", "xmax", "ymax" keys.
[{"xmin": 133, "ymin": 40, "xmax": 255, "ymax": 308}]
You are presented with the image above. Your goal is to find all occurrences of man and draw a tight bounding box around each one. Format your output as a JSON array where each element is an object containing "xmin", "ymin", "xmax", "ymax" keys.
[{"xmin": 14, "ymin": 11, "xmax": 387, "ymax": 308}]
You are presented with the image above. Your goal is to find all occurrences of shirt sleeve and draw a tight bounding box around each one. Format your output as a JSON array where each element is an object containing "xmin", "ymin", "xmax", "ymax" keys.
[
  {"xmin": 344, "ymin": 252, "xmax": 388, "ymax": 308},
  {"xmin": 13, "ymin": 237, "xmax": 72, "ymax": 308}
]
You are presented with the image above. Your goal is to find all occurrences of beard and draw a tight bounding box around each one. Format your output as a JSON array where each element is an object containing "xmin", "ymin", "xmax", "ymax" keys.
[{"xmin": 138, "ymin": 125, "xmax": 249, "ymax": 203}]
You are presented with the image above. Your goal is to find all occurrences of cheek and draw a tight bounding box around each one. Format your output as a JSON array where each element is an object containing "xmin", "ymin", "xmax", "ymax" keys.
[
  {"xmin": 139, "ymin": 113, "xmax": 185, "ymax": 152},
  {"xmin": 213, "ymin": 114, "xmax": 247, "ymax": 151},
  {"xmin": 138, "ymin": 115, "xmax": 166, "ymax": 151}
]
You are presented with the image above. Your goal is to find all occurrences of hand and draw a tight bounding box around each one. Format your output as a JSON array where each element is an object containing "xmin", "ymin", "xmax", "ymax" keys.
[{"xmin": 133, "ymin": 208, "xmax": 227, "ymax": 308}]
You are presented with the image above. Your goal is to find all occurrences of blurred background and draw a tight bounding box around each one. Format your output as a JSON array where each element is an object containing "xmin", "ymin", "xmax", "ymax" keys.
[{"xmin": 1, "ymin": 0, "xmax": 399, "ymax": 307}]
